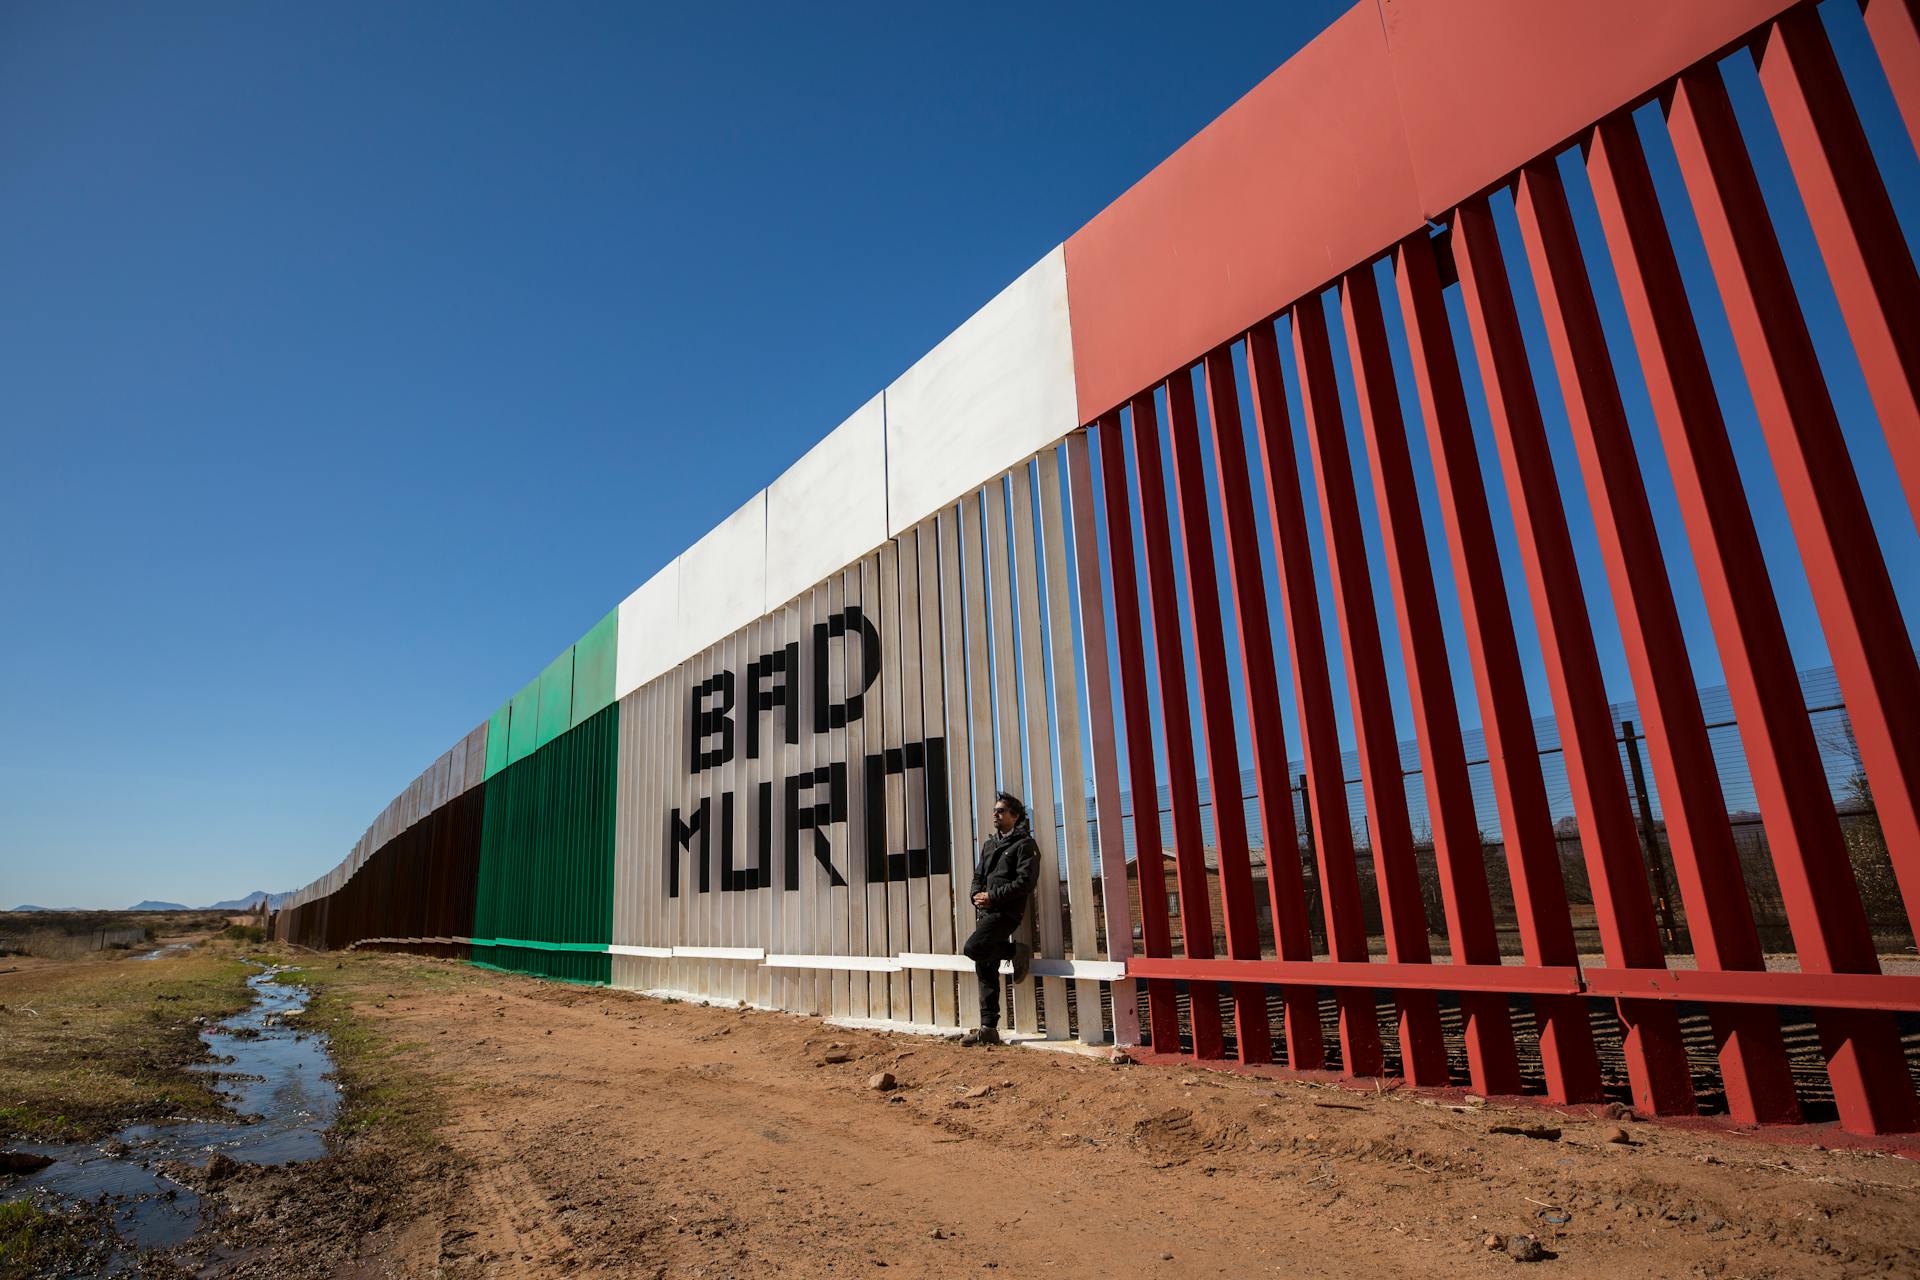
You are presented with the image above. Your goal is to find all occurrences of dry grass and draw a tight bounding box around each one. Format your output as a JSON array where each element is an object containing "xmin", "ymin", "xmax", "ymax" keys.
[
  {"xmin": 0, "ymin": 910, "xmax": 232, "ymax": 963},
  {"xmin": 0, "ymin": 940, "xmax": 259, "ymax": 1141},
  {"xmin": 1, "ymin": 930, "xmax": 108, "ymax": 961}
]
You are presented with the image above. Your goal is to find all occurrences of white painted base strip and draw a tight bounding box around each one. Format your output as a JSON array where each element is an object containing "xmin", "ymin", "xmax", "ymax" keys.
[
  {"xmin": 671, "ymin": 945, "xmax": 767, "ymax": 961},
  {"xmin": 893, "ymin": 951, "xmax": 975, "ymax": 973},
  {"xmin": 1034, "ymin": 958, "xmax": 1127, "ymax": 982},
  {"xmin": 763, "ymin": 953, "xmax": 903, "ymax": 973},
  {"xmin": 333, "ymin": 941, "xmax": 1124, "ymax": 982},
  {"xmin": 893, "ymin": 952, "xmax": 1127, "ymax": 981}
]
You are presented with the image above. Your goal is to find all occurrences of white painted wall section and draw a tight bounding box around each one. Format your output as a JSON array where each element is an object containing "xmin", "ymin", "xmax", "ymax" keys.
[
  {"xmin": 614, "ymin": 560, "xmax": 681, "ymax": 701},
  {"xmin": 765, "ymin": 392, "xmax": 887, "ymax": 610},
  {"xmin": 675, "ymin": 490, "xmax": 767, "ymax": 665},
  {"xmin": 885, "ymin": 246, "xmax": 1077, "ymax": 535}
]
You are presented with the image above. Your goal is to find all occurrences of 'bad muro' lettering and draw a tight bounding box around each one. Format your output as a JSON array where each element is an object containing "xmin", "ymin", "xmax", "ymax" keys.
[{"xmin": 668, "ymin": 606, "xmax": 950, "ymax": 897}]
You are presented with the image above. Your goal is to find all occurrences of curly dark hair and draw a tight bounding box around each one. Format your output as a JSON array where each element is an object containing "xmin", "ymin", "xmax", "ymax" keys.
[{"xmin": 993, "ymin": 790, "xmax": 1027, "ymax": 822}]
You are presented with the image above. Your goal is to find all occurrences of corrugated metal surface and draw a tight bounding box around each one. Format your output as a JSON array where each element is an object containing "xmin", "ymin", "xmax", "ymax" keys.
[
  {"xmin": 276, "ymin": 785, "xmax": 484, "ymax": 953},
  {"xmin": 471, "ymin": 701, "xmax": 618, "ymax": 984}
]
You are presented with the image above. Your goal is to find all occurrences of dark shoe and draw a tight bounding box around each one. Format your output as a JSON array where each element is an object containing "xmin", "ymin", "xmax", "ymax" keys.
[
  {"xmin": 960, "ymin": 1026, "xmax": 1002, "ymax": 1047},
  {"xmin": 1010, "ymin": 942, "xmax": 1033, "ymax": 984}
]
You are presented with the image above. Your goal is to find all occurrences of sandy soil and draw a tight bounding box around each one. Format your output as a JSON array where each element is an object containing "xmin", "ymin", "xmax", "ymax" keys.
[{"xmin": 187, "ymin": 955, "xmax": 1920, "ymax": 1280}]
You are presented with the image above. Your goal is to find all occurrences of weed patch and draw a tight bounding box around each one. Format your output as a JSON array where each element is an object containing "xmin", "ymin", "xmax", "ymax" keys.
[
  {"xmin": 0, "ymin": 947, "xmax": 255, "ymax": 1141},
  {"xmin": 0, "ymin": 1199, "xmax": 99, "ymax": 1280},
  {"xmin": 0, "ymin": 1201, "xmax": 46, "ymax": 1273}
]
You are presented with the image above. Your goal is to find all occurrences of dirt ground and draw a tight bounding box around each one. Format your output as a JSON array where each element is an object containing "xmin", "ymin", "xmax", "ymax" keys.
[{"xmin": 177, "ymin": 952, "xmax": 1920, "ymax": 1280}]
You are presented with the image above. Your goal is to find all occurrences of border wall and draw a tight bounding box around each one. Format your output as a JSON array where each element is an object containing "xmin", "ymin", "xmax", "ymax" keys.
[{"xmin": 279, "ymin": 0, "xmax": 1920, "ymax": 1136}]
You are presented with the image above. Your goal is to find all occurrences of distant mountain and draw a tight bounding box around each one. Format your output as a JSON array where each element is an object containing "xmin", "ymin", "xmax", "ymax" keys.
[
  {"xmin": 116, "ymin": 892, "xmax": 292, "ymax": 912},
  {"xmin": 203, "ymin": 890, "xmax": 292, "ymax": 912},
  {"xmin": 13, "ymin": 896, "xmax": 293, "ymax": 913}
]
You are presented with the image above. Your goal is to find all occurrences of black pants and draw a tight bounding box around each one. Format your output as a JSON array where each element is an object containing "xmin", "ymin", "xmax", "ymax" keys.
[{"xmin": 962, "ymin": 908, "xmax": 1022, "ymax": 1029}]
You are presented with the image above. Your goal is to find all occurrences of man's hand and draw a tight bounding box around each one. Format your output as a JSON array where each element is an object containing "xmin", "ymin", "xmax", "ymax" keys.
[{"xmin": 971, "ymin": 891, "xmax": 990, "ymax": 909}]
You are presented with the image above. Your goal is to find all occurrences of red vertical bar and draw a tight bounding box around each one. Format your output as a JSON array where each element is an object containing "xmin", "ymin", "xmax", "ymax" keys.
[
  {"xmin": 1666, "ymin": 65, "xmax": 1920, "ymax": 1132},
  {"xmin": 1290, "ymin": 299, "xmax": 1450, "ymax": 1088},
  {"xmin": 1671, "ymin": 60, "xmax": 1920, "ymax": 958},
  {"xmin": 1586, "ymin": 109, "xmax": 1915, "ymax": 1136},
  {"xmin": 1451, "ymin": 195, "xmax": 1695, "ymax": 1117},
  {"xmin": 1864, "ymin": 0, "xmax": 1920, "ymax": 191},
  {"xmin": 1164, "ymin": 370, "xmax": 1275, "ymax": 1065},
  {"xmin": 1758, "ymin": 6, "xmax": 1920, "ymax": 533},
  {"xmin": 1202, "ymin": 345, "xmax": 1325, "ymax": 1071},
  {"xmin": 1246, "ymin": 321, "xmax": 1385, "ymax": 1078},
  {"xmin": 1341, "ymin": 264, "xmax": 1524, "ymax": 1097},
  {"xmin": 1393, "ymin": 231, "xmax": 1603, "ymax": 1105},
  {"xmin": 1511, "ymin": 156, "xmax": 1800, "ymax": 1126},
  {"xmin": 1129, "ymin": 391, "xmax": 1228, "ymax": 1061},
  {"xmin": 1095, "ymin": 411, "xmax": 1183, "ymax": 1053}
]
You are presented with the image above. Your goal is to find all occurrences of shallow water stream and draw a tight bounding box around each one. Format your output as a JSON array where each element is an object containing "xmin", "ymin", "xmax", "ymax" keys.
[{"xmin": 1, "ymin": 961, "xmax": 338, "ymax": 1267}]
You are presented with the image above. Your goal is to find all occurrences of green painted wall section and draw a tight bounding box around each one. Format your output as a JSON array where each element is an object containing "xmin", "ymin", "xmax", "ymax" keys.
[
  {"xmin": 470, "ymin": 701, "xmax": 617, "ymax": 985},
  {"xmin": 507, "ymin": 679, "xmax": 541, "ymax": 764},
  {"xmin": 484, "ymin": 702, "xmax": 512, "ymax": 779},
  {"xmin": 570, "ymin": 609, "xmax": 619, "ymax": 729},
  {"xmin": 478, "ymin": 610, "xmax": 619, "ymax": 781},
  {"xmin": 535, "ymin": 649, "xmax": 574, "ymax": 749}
]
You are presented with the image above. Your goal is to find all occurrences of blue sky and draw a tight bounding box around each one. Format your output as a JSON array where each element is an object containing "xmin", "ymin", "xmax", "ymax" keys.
[
  {"xmin": 1, "ymin": 1, "xmax": 1362, "ymax": 907},
  {"xmin": 4, "ymin": 2, "xmax": 1917, "ymax": 909}
]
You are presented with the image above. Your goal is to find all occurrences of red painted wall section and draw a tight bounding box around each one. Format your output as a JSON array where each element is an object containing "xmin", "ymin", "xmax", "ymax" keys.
[
  {"xmin": 1380, "ymin": 0, "xmax": 1796, "ymax": 216},
  {"xmin": 1063, "ymin": 0, "xmax": 1798, "ymax": 422},
  {"xmin": 1063, "ymin": 6, "xmax": 1420, "ymax": 423}
]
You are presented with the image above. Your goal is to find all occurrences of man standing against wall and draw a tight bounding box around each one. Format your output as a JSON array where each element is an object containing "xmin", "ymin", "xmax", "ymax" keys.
[{"xmin": 959, "ymin": 791, "xmax": 1036, "ymax": 1046}]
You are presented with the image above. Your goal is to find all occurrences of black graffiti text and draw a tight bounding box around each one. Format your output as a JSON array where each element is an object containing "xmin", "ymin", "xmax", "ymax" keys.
[
  {"xmin": 688, "ymin": 607, "xmax": 881, "ymax": 776},
  {"xmin": 668, "ymin": 737, "xmax": 950, "ymax": 897}
]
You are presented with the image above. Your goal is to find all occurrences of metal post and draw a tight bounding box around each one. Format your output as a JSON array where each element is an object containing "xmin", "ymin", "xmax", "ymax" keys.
[{"xmin": 1619, "ymin": 719, "xmax": 1679, "ymax": 953}]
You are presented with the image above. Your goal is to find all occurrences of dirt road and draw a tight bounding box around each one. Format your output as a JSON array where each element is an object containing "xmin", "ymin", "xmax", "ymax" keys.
[{"xmin": 221, "ymin": 955, "xmax": 1920, "ymax": 1279}]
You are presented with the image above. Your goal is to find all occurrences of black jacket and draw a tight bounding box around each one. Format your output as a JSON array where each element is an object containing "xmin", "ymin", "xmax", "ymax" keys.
[{"xmin": 970, "ymin": 819, "xmax": 1039, "ymax": 913}]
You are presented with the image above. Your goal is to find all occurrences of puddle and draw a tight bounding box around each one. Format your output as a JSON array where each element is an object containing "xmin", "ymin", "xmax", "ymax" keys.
[
  {"xmin": 0, "ymin": 961, "xmax": 338, "ymax": 1268},
  {"xmin": 133, "ymin": 942, "xmax": 191, "ymax": 961}
]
